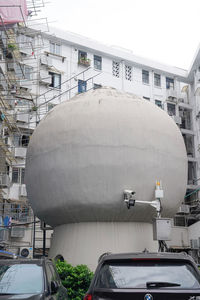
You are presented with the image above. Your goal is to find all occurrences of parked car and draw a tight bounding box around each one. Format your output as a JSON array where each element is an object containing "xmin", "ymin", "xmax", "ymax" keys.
[
  {"xmin": 0, "ymin": 258, "xmax": 68, "ymax": 299},
  {"xmin": 84, "ymin": 252, "xmax": 200, "ymax": 300}
]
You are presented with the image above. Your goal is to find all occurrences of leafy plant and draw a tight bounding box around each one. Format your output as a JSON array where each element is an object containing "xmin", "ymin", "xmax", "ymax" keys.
[
  {"xmin": 7, "ymin": 43, "xmax": 18, "ymax": 51},
  {"xmin": 55, "ymin": 260, "xmax": 93, "ymax": 300}
]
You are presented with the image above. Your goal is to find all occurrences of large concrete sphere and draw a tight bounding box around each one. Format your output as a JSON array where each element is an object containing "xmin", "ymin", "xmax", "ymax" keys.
[{"xmin": 26, "ymin": 87, "xmax": 187, "ymax": 227}]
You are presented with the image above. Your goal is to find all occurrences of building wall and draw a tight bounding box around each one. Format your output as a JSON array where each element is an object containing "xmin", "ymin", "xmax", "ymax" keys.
[{"xmin": 2, "ymin": 26, "xmax": 200, "ymax": 257}]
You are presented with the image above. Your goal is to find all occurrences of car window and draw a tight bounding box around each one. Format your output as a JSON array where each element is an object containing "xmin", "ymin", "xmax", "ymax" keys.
[
  {"xmin": 0, "ymin": 264, "xmax": 43, "ymax": 294},
  {"xmin": 96, "ymin": 261, "xmax": 200, "ymax": 289}
]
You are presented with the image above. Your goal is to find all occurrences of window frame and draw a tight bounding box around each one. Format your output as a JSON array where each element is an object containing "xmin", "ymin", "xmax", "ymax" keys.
[
  {"xmin": 154, "ymin": 73, "xmax": 161, "ymax": 87},
  {"xmin": 49, "ymin": 72, "xmax": 61, "ymax": 89},
  {"xmin": 78, "ymin": 79, "xmax": 87, "ymax": 93},
  {"xmin": 142, "ymin": 70, "xmax": 149, "ymax": 84},
  {"xmin": 94, "ymin": 55, "xmax": 102, "ymax": 70},
  {"xmin": 50, "ymin": 41, "xmax": 61, "ymax": 55},
  {"xmin": 12, "ymin": 167, "xmax": 25, "ymax": 184},
  {"xmin": 166, "ymin": 77, "xmax": 174, "ymax": 89}
]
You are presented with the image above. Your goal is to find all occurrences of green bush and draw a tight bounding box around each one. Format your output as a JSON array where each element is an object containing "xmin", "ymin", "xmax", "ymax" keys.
[{"xmin": 55, "ymin": 260, "xmax": 93, "ymax": 300}]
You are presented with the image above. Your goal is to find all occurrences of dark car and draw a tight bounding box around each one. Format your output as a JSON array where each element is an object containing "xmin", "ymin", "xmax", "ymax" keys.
[
  {"xmin": 0, "ymin": 258, "xmax": 68, "ymax": 299},
  {"xmin": 84, "ymin": 252, "xmax": 200, "ymax": 300}
]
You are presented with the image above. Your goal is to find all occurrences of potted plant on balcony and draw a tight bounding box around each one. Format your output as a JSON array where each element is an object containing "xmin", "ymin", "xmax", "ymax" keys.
[{"xmin": 78, "ymin": 57, "xmax": 91, "ymax": 67}]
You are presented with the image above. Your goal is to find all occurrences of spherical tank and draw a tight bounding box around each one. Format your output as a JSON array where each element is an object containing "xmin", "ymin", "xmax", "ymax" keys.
[{"xmin": 25, "ymin": 87, "xmax": 187, "ymax": 227}]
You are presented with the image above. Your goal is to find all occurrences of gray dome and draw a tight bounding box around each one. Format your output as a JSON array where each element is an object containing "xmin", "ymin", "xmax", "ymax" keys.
[{"xmin": 25, "ymin": 87, "xmax": 187, "ymax": 226}]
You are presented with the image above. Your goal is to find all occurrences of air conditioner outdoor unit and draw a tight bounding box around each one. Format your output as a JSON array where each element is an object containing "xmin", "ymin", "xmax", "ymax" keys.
[{"xmin": 19, "ymin": 247, "xmax": 33, "ymax": 258}]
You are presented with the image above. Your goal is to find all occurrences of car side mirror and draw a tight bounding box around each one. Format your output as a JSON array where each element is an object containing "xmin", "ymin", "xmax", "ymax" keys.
[{"xmin": 51, "ymin": 281, "xmax": 59, "ymax": 294}]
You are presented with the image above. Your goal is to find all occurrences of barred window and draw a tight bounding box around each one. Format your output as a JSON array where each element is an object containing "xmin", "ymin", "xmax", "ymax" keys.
[
  {"xmin": 154, "ymin": 73, "xmax": 161, "ymax": 87},
  {"xmin": 142, "ymin": 70, "xmax": 149, "ymax": 84},
  {"xmin": 125, "ymin": 65, "xmax": 132, "ymax": 81},
  {"xmin": 112, "ymin": 61, "xmax": 120, "ymax": 78}
]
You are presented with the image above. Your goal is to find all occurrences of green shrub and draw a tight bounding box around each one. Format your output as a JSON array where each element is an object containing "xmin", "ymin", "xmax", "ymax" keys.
[{"xmin": 55, "ymin": 260, "xmax": 93, "ymax": 300}]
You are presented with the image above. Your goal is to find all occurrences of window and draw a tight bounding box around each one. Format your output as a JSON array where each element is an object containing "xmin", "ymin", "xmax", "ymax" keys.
[
  {"xmin": 0, "ymin": 264, "xmax": 43, "ymax": 294},
  {"xmin": 78, "ymin": 50, "xmax": 90, "ymax": 66},
  {"xmin": 112, "ymin": 61, "xmax": 120, "ymax": 78},
  {"xmin": 142, "ymin": 70, "xmax": 149, "ymax": 84},
  {"xmin": 78, "ymin": 50, "xmax": 87, "ymax": 61},
  {"xmin": 13, "ymin": 134, "xmax": 30, "ymax": 147},
  {"xmin": 78, "ymin": 80, "xmax": 87, "ymax": 93},
  {"xmin": 125, "ymin": 65, "xmax": 132, "ymax": 81},
  {"xmin": 167, "ymin": 103, "xmax": 176, "ymax": 116},
  {"xmin": 21, "ymin": 168, "xmax": 25, "ymax": 184},
  {"xmin": 94, "ymin": 55, "xmax": 102, "ymax": 70},
  {"xmin": 12, "ymin": 167, "xmax": 19, "ymax": 183},
  {"xmin": 21, "ymin": 135, "xmax": 30, "ymax": 147},
  {"xmin": 93, "ymin": 83, "xmax": 102, "ymax": 90},
  {"xmin": 49, "ymin": 72, "xmax": 61, "ymax": 89},
  {"xmin": 154, "ymin": 73, "xmax": 161, "ymax": 87},
  {"xmin": 166, "ymin": 77, "xmax": 174, "ymax": 89},
  {"xmin": 50, "ymin": 42, "xmax": 61, "ymax": 55},
  {"xmin": 155, "ymin": 100, "xmax": 162, "ymax": 108},
  {"xmin": 12, "ymin": 168, "xmax": 25, "ymax": 184},
  {"xmin": 96, "ymin": 261, "xmax": 200, "ymax": 289},
  {"xmin": 143, "ymin": 97, "xmax": 150, "ymax": 101}
]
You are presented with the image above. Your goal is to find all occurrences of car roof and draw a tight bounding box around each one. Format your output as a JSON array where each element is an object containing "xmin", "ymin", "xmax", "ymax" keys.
[
  {"xmin": 0, "ymin": 257, "xmax": 52, "ymax": 265},
  {"xmin": 100, "ymin": 252, "xmax": 194, "ymax": 263}
]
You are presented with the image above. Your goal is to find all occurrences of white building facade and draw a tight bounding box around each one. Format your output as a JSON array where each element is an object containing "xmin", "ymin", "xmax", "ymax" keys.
[{"xmin": 2, "ymin": 25, "xmax": 200, "ymax": 259}]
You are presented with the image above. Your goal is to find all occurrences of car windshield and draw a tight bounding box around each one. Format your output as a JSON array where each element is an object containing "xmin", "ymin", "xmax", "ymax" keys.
[
  {"xmin": 0, "ymin": 263, "xmax": 43, "ymax": 294},
  {"xmin": 96, "ymin": 261, "xmax": 200, "ymax": 289}
]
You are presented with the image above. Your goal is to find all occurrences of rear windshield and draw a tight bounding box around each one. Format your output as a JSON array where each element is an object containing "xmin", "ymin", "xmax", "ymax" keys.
[
  {"xmin": 0, "ymin": 263, "xmax": 43, "ymax": 294},
  {"xmin": 96, "ymin": 261, "xmax": 200, "ymax": 289}
]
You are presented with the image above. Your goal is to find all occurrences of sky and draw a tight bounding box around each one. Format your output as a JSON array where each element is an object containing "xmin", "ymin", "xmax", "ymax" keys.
[{"xmin": 37, "ymin": 0, "xmax": 200, "ymax": 70}]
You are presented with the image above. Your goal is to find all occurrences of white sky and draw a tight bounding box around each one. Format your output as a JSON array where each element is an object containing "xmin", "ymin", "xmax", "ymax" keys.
[{"xmin": 38, "ymin": 0, "xmax": 200, "ymax": 70}]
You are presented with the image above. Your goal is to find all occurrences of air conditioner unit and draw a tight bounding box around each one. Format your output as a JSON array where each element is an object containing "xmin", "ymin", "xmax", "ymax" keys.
[
  {"xmin": 11, "ymin": 226, "xmax": 25, "ymax": 238},
  {"xmin": 19, "ymin": 247, "xmax": 33, "ymax": 258}
]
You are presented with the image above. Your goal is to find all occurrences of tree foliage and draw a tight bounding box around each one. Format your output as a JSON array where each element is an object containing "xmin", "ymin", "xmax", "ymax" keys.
[{"xmin": 55, "ymin": 260, "xmax": 93, "ymax": 300}]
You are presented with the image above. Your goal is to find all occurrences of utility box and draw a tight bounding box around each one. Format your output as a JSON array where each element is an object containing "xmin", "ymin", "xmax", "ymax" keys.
[{"xmin": 153, "ymin": 218, "xmax": 172, "ymax": 241}]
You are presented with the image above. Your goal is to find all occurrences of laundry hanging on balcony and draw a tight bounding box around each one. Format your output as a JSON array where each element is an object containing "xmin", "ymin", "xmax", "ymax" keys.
[{"xmin": 0, "ymin": 0, "xmax": 28, "ymax": 25}]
